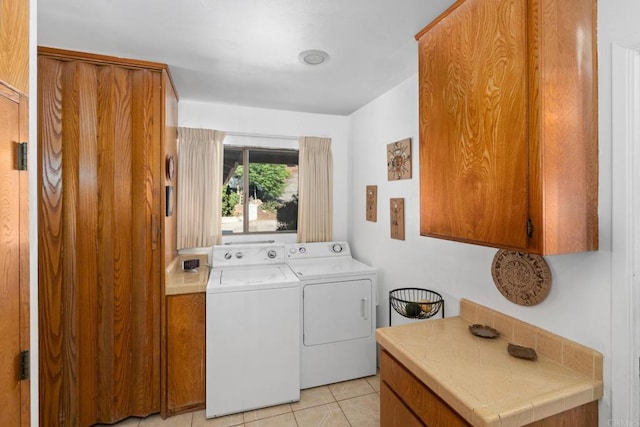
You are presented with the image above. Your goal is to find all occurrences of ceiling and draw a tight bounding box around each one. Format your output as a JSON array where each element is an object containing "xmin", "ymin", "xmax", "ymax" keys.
[{"xmin": 38, "ymin": 0, "xmax": 455, "ymax": 115}]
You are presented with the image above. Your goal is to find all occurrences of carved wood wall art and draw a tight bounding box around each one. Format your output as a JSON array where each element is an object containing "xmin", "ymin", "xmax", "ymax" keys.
[
  {"xmin": 366, "ymin": 185, "xmax": 377, "ymax": 222},
  {"xmin": 491, "ymin": 249, "xmax": 552, "ymax": 306},
  {"xmin": 390, "ymin": 198, "xmax": 405, "ymax": 240},
  {"xmin": 387, "ymin": 138, "xmax": 412, "ymax": 181}
]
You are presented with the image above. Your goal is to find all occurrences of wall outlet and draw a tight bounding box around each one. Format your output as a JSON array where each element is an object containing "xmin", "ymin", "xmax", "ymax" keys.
[{"xmin": 182, "ymin": 259, "xmax": 200, "ymax": 270}]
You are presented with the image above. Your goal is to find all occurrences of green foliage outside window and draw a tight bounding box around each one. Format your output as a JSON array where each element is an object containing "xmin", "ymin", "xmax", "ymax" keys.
[
  {"xmin": 222, "ymin": 185, "xmax": 240, "ymax": 216},
  {"xmin": 235, "ymin": 164, "xmax": 290, "ymax": 200}
]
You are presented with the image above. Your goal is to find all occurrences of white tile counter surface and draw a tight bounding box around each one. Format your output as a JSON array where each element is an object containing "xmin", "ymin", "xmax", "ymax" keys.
[{"xmin": 376, "ymin": 299, "xmax": 603, "ymax": 426}]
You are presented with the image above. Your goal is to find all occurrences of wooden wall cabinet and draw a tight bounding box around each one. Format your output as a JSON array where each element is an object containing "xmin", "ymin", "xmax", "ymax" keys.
[
  {"xmin": 166, "ymin": 293, "xmax": 206, "ymax": 415},
  {"xmin": 38, "ymin": 47, "xmax": 177, "ymax": 426},
  {"xmin": 417, "ymin": 0, "xmax": 598, "ymax": 255}
]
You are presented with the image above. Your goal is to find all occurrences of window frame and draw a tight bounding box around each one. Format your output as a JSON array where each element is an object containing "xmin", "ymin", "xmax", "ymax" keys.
[{"xmin": 222, "ymin": 144, "xmax": 299, "ymax": 235}]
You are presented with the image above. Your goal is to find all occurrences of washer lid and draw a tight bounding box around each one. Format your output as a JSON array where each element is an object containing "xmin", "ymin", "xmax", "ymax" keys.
[
  {"xmin": 207, "ymin": 265, "xmax": 299, "ymax": 293},
  {"xmin": 221, "ymin": 266, "xmax": 291, "ymax": 285},
  {"xmin": 287, "ymin": 257, "xmax": 375, "ymax": 280}
]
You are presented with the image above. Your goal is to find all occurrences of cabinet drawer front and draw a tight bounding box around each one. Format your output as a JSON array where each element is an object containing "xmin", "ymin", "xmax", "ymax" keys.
[
  {"xmin": 380, "ymin": 350, "xmax": 470, "ymax": 426},
  {"xmin": 380, "ymin": 382, "xmax": 424, "ymax": 427}
]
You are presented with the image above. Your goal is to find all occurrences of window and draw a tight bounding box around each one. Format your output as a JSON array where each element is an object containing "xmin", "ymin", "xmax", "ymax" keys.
[{"xmin": 221, "ymin": 145, "xmax": 299, "ymax": 234}]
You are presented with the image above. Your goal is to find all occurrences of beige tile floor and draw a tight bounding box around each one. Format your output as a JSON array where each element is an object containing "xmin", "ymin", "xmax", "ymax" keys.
[{"xmin": 106, "ymin": 374, "xmax": 380, "ymax": 427}]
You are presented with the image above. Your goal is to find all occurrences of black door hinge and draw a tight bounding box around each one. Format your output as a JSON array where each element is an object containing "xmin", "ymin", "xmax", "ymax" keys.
[
  {"xmin": 527, "ymin": 219, "xmax": 534, "ymax": 238},
  {"xmin": 17, "ymin": 142, "xmax": 28, "ymax": 171},
  {"xmin": 19, "ymin": 350, "xmax": 29, "ymax": 380}
]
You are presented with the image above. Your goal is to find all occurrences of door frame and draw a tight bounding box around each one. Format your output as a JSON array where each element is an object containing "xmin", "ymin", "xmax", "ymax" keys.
[{"xmin": 611, "ymin": 37, "xmax": 640, "ymax": 423}]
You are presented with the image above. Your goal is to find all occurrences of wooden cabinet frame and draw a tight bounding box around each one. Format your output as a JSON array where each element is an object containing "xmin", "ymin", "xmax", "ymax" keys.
[{"xmin": 416, "ymin": 0, "xmax": 598, "ymax": 255}]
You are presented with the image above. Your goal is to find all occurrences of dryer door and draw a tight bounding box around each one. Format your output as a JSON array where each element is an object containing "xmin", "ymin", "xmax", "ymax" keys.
[{"xmin": 303, "ymin": 278, "xmax": 373, "ymax": 346}]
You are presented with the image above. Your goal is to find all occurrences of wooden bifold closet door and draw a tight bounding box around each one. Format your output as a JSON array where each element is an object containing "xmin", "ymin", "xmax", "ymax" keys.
[{"xmin": 38, "ymin": 51, "xmax": 163, "ymax": 426}]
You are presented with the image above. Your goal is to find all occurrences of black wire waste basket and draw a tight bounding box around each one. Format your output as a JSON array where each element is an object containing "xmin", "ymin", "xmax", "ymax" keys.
[{"xmin": 389, "ymin": 288, "xmax": 444, "ymax": 326}]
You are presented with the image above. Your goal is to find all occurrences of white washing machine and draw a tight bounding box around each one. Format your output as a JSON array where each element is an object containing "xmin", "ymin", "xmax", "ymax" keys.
[
  {"xmin": 285, "ymin": 241, "xmax": 377, "ymax": 389},
  {"xmin": 206, "ymin": 244, "xmax": 300, "ymax": 418}
]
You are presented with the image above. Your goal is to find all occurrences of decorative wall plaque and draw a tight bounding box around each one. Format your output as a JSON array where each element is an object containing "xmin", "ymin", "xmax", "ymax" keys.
[
  {"xmin": 390, "ymin": 198, "xmax": 405, "ymax": 240},
  {"xmin": 491, "ymin": 249, "xmax": 551, "ymax": 306},
  {"xmin": 387, "ymin": 138, "xmax": 412, "ymax": 180},
  {"xmin": 366, "ymin": 185, "xmax": 377, "ymax": 222}
]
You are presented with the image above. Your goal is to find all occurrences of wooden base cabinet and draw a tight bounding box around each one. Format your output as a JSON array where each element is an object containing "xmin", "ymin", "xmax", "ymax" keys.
[
  {"xmin": 380, "ymin": 349, "xmax": 598, "ymax": 427},
  {"xmin": 416, "ymin": 0, "xmax": 598, "ymax": 255},
  {"xmin": 38, "ymin": 47, "xmax": 177, "ymax": 426},
  {"xmin": 380, "ymin": 350, "xmax": 470, "ymax": 426},
  {"xmin": 166, "ymin": 293, "xmax": 206, "ymax": 415}
]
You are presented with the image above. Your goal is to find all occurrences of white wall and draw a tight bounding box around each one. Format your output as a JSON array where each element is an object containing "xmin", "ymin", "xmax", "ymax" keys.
[
  {"xmin": 348, "ymin": 2, "xmax": 640, "ymax": 423},
  {"xmin": 179, "ymin": 100, "xmax": 351, "ymax": 244}
]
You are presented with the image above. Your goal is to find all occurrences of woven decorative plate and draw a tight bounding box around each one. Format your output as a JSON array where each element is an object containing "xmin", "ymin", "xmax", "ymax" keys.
[{"xmin": 491, "ymin": 250, "xmax": 551, "ymax": 306}]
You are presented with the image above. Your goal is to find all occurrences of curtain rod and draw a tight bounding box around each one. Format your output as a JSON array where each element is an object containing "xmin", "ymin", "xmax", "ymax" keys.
[{"xmin": 225, "ymin": 131, "xmax": 299, "ymax": 141}]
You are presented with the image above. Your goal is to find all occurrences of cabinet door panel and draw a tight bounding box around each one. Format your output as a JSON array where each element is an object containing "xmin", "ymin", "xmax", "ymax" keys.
[
  {"xmin": 419, "ymin": 0, "xmax": 528, "ymax": 249},
  {"xmin": 167, "ymin": 294, "xmax": 205, "ymax": 413}
]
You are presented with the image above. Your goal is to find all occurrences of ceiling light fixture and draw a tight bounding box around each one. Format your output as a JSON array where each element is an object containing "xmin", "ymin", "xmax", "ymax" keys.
[{"xmin": 298, "ymin": 49, "xmax": 330, "ymax": 66}]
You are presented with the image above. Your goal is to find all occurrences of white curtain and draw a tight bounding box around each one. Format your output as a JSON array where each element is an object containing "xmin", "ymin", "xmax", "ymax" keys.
[
  {"xmin": 297, "ymin": 137, "xmax": 333, "ymax": 242},
  {"xmin": 177, "ymin": 127, "xmax": 225, "ymax": 248}
]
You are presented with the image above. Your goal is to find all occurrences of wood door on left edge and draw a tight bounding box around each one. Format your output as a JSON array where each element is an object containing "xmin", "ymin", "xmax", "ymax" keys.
[{"xmin": 0, "ymin": 82, "xmax": 30, "ymax": 426}]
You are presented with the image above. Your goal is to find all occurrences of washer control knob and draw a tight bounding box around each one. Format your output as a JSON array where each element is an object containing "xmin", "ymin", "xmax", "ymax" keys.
[
  {"xmin": 235, "ymin": 252, "xmax": 243, "ymax": 259},
  {"xmin": 331, "ymin": 243, "xmax": 343, "ymax": 253},
  {"xmin": 224, "ymin": 252, "xmax": 232, "ymax": 260},
  {"xmin": 299, "ymin": 247, "xmax": 306, "ymax": 254},
  {"xmin": 267, "ymin": 249, "xmax": 277, "ymax": 259},
  {"xmin": 289, "ymin": 247, "xmax": 297, "ymax": 254}
]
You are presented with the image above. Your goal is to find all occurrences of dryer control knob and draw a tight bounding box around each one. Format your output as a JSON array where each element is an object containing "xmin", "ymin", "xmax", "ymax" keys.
[
  {"xmin": 299, "ymin": 247, "xmax": 306, "ymax": 254},
  {"xmin": 331, "ymin": 243, "xmax": 343, "ymax": 253},
  {"xmin": 235, "ymin": 252, "xmax": 243, "ymax": 259},
  {"xmin": 267, "ymin": 249, "xmax": 277, "ymax": 259},
  {"xmin": 224, "ymin": 252, "xmax": 232, "ymax": 260},
  {"xmin": 289, "ymin": 247, "xmax": 297, "ymax": 254}
]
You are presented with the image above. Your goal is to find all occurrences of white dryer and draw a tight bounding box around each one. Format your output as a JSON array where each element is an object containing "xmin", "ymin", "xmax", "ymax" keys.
[{"xmin": 286, "ymin": 242, "xmax": 377, "ymax": 389}]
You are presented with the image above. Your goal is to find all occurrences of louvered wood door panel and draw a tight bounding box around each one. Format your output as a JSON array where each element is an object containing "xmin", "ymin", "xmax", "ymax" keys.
[
  {"xmin": 418, "ymin": 0, "xmax": 528, "ymax": 250},
  {"xmin": 38, "ymin": 54, "xmax": 162, "ymax": 426}
]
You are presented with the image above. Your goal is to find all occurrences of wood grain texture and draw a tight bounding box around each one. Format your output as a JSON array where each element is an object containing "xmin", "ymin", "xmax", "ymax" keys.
[
  {"xmin": 38, "ymin": 55, "xmax": 66, "ymax": 426},
  {"xmin": 166, "ymin": 294, "xmax": 206, "ymax": 414},
  {"xmin": 527, "ymin": 0, "xmax": 598, "ymax": 254},
  {"xmin": 417, "ymin": 0, "xmax": 598, "ymax": 255},
  {"xmin": 160, "ymin": 70, "xmax": 179, "ymax": 418},
  {"xmin": 380, "ymin": 350, "xmax": 470, "ymax": 426},
  {"xmin": 418, "ymin": 0, "xmax": 528, "ymax": 250},
  {"xmin": 0, "ymin": 83, "xmax": 25, "ymax": 425},
  {"xmin": 38, "ymin": 51, "xmax": 167, "ymax": 425},
  {"xmin": 380, "ymin": 382, "xmax": 424, "ymax": 427},
  {"xmin": 18, "ymin": 90, "xmax": 30, "ymax": 427},
  {"xmin": 0, "ymin": 0, "xmax": 29, "ymax": 94},
  {"xmin": 129, "ymin": 68, "xmax": 162, "ymax": 417}
]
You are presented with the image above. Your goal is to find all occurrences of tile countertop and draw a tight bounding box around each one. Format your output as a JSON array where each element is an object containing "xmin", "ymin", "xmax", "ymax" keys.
[
  {"xmin": 376, "ymin": 299, "xmax": 603, "ymax": 427},
  {"xmin": 165, "ymin": 254, "xmax": 210, "ymax": 295}
]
